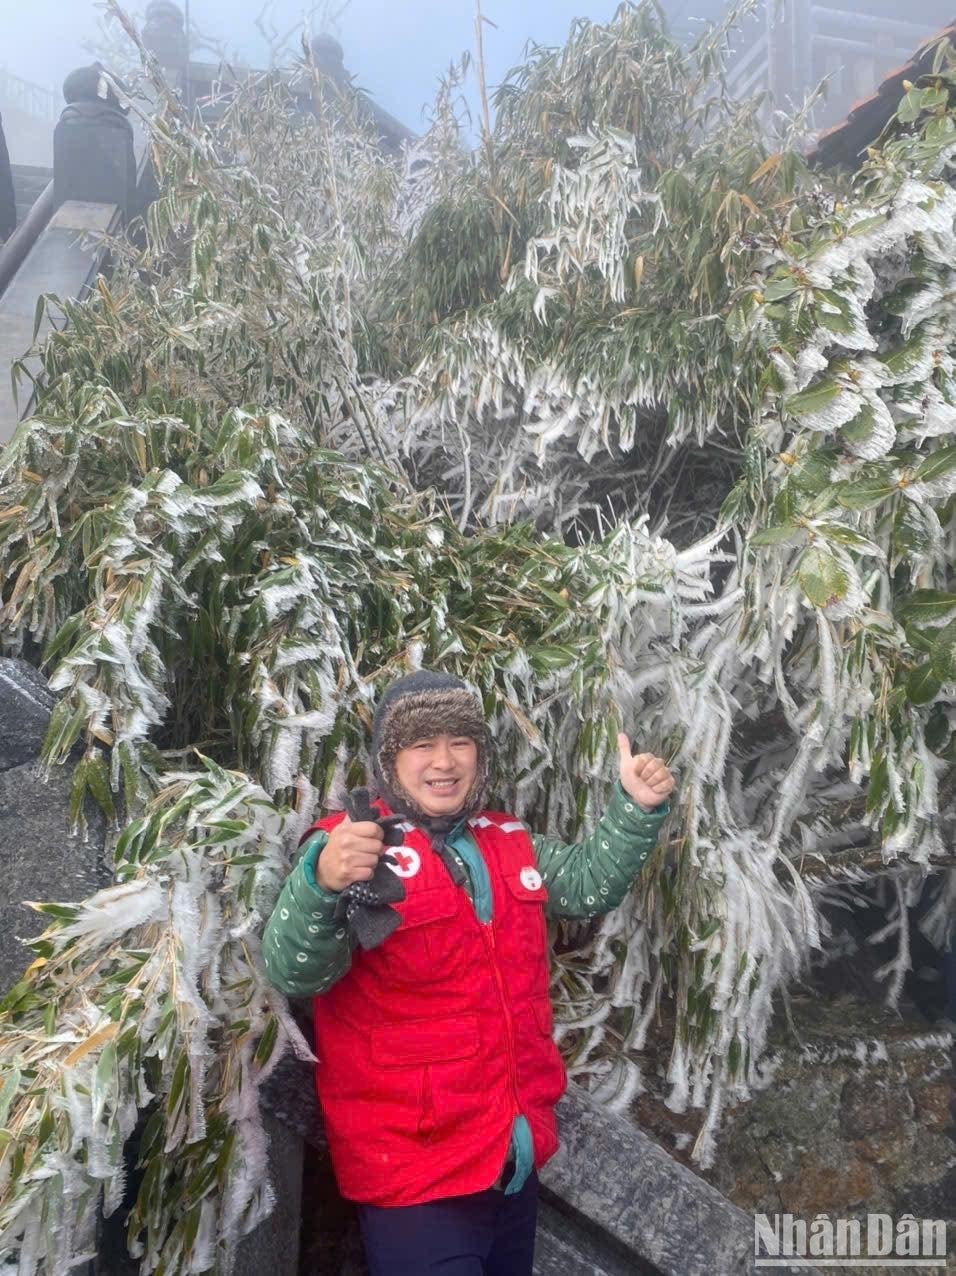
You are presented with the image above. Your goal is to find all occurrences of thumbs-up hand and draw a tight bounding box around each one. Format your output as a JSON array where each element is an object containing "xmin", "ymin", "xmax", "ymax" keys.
[{"xmin": 617, "ymin": 733, "xmax": 675, "ymax": 813}]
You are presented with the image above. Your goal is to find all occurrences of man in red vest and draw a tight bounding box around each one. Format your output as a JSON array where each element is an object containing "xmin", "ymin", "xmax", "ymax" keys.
[
  {"xmin": 264, "ymin": 670, "xmax": 674, "ymax": 1274},
  {"xmin": 0, "ymin": 112, "xmax": 16, "ymax": 245}
]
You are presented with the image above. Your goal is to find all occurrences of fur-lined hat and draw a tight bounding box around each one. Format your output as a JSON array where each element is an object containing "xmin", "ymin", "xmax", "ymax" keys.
[{"xmin": 371, "ymin": 670, "xmax": 491, "ymax": 824}]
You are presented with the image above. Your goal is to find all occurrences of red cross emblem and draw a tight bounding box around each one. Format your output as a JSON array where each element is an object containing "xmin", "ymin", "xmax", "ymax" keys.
[{"xmin": 387, "ymin": 846, "xmax": 421, "ymax": 879}]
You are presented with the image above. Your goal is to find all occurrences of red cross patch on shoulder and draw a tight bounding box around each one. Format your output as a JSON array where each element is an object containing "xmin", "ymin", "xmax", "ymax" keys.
[{"xmin": 387, "ymin": 846, "xmax": 421, "ymax": 879}]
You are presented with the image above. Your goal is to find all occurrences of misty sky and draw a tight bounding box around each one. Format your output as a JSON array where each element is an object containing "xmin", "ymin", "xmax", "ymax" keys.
[{"xmin": 3, "ymin": 0, "xmax": 723, "ymax": 131}]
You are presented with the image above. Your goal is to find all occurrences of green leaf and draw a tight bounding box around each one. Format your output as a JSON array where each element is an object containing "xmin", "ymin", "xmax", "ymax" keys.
[
  {"xmin": 68, "ymin": 758, "xmax": 90, "ymax": 834},
  {"xmin": 907, "ymin": 662, "xmax": 942, "ymax": 705},
  {"xmin": 797, "ymin": 546, "xmax": 849, "ymax": 608},
  {"xmin": 813, "ymin": 523, "xmax": 881, "ymax": 555},
  {"xmin": 750, "ymin": 524, "xmax": 802, "ymax": 547},
  {"xmin": 32, "ymin": 292, "xmax": 47, "ymax": 342},
  {"xmin": 84, "ymin": 751, "xmax": 116, "ymax": 823},
  {"xmin": 919, "ymin": 86, "xmax": 948, "ymax": 111},
  {"xmin": 763, "ymin": 276, "xmax": 799, "ymax": 302},
  {"xmin": 881, "ymin": 333, "xmax": 929, "ymax": 380},
  {"xmin": 867, "ymin": 750, "xmax": 888, "ymax": 813},
  {"xmin": 254, "ymin": 1016, "xmax": 279, "ymax": 1069},
  {"xmin": 897, "ymin": 87, "xmax": 925, "ymax": 123},
  {"xmin": 92, "ymin": 1042, "xmax": 117, "ymax": 1126},
  {"xmin": 27, "ymin": 902, "xmax": 79, "ymax": 921},
  {"xmin": 41, "ymin": 699, "xmax": 87, "ymax": 766},
  {"xmin": 719, "ymin": 479, "xmax": 750, "ymax": 524},
  {"xmin": 929, "ymin": 617, "xmax": 956, "ymax": 682},
  {"xmin": 836, "ymin": 476, "xmax": 897, "ymax": 510},
  {"xmin": 847, "ymin": 213, "xmax": 890, "ymax": 237},
  {"xmin": 725, "ymin": 293, "xmax": 758, "ymax": 342},
  {"xmin": 36, "ymin": 1105, "xmax": 55, "ymax": 1147},
  {"xmin": 528, "ymin": 646, "xmax": 577, "ymax": 673},
  {"xmin": 915, "ymin": 446, "xmax": 956, "ymax": 485},
  {"xmin": 904, "ymin": 624, "xmax": 938, "ymax": 655},
  {"xmin": 773, "ymin": 483, "xmax": 798, "ymax": 524},
  {"xmin": 899, "ymin": 590, "xmax": 956, "ymax": 624},
  {"xmin": 893, "ymin": 500, "xmax": 932, "ymax": 555},
  {"xmin": 166, "ymin": 1053, "xmax": 189, "ymax": 1121},
  {"xmin": 784, "ymin": 379, "xmax": 840, "ymax": 419},
  {"xmin": 789, "ymin": 449, "xmax": 837, "ymax": 496},
  {"xmin": 0, "ymin": 1068, "xmax": 20, "ymax": 1128},
  {"xmin": 841, "ymin": 402, "xmax": 890, "ymax": 450}
]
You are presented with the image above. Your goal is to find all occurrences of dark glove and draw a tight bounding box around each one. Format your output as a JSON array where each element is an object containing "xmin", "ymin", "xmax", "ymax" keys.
[{"xmin": 334, "ymin": 788, "xmax": 407, "ymax": 951}]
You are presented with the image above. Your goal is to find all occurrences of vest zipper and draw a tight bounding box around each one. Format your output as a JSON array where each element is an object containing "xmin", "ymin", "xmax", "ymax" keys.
[
  {"xmin": 418, "ymin": 1066, "xmax": 436, "ymax": 1142},
  {"xmin": 481, "ymin": 920, "xmax": 521, "ymax": 1121}
]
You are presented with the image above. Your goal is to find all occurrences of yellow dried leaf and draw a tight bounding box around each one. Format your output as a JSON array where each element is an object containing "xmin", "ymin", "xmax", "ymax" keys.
[
  {"xmin": 62, "ymin": 1022, "xmax": 119, "ymax": 1068},
  {"xmin": 749, "ymin": 153, "xmax": 781, "ymax": 184}
]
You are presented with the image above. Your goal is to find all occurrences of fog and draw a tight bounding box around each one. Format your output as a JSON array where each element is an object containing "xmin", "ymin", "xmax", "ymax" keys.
[
  {"xmin": 4, "ymin": 0, "xmax": 938, "ymax": 165},
  {"xmin": 2, "ymin": 0, "xmax": 720, "ymax": 137}
]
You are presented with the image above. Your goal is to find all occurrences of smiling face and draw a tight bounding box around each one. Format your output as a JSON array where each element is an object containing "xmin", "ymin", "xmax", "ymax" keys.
[{"xmin": 393, "ymin": 734, "xmax": 479, "ymax": 818}]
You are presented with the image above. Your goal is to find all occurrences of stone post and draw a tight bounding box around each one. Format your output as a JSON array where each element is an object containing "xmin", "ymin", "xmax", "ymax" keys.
[
  {"xmin": 310, "ymin": 34, "xmax": 348, "ymax": 86},
  {"xmin": 143, "ymin": 1, "xmax": 189, "ymax": 74},
  {"xmin": 53, "ymin": 65, "xmax": 137, "ymax": 222}
]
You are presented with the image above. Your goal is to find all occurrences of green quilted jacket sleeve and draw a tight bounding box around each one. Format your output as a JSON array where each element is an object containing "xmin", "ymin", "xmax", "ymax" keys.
[
  {"xmin": 262, "ymin": 831, "xmax": 354, "ymax": 997},
  {"xmin": 533, "ymin": 783, "xmax": 670, "ymax": 920},
  {"xmin": 262, "ymin": 784, "xmax": 670, "ymax": 996}
]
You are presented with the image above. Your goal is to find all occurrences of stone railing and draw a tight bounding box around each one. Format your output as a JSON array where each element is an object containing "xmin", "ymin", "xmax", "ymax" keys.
[
  {"xmin": 0, "ymin": 60, "xmax": 154, "ymax": 444},
  {"xmin": 0, "ymin": 67, "xmax": 58, "ymax": 123}
]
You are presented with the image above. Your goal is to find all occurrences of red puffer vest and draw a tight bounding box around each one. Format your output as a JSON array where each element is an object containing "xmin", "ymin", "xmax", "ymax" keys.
[{"xmin": 307, "ymin": 804, "xmax": 567, "ymax": 1207}]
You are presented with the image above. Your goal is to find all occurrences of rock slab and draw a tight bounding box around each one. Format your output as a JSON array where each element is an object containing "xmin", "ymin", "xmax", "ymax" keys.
[
  {"xmin": 0, "ymin": 655, "xmax": 56, "ymax": 771},
  {"xmin": 0, "ymin": 759, "xmax": 110, "ymax": 995},
  {"xmin": 543, "ymin": 1084, "xmax": 817, "ymax": 1276},
  {"xmin": 233, "ymin": 1114, "xmax": 304, "ymax": 1276}
]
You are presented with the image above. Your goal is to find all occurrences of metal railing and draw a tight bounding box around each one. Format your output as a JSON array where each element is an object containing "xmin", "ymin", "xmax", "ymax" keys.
[{"xmin": 0, "ymin": 67, "xmax": 58, "ymax": 123}]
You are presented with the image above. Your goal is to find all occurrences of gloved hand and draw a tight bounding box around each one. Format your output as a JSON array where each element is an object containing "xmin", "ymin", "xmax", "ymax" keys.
[{"xmin": 333, "ymin": 788, "xmax": 408, "ymax": 950}]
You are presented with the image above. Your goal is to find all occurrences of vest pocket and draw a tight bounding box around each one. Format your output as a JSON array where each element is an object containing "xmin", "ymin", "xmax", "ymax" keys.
[
  {"xmin": 502, "ymin": 872, "xmax": 549, "ymax": 976},
  {"xmin": 532, "ymin": 995, "xmax": 554, "ymax": 1036},
  {"xmin": 502, "ymin": 872, "xmax": 549, "ymax": 904},
  {"xmin": 369, "ymin": 1015, "xmax": 480, "ymax": 1146},
  {"xmin": 394, "ymin": 885, "xmax": 459, "ymax": 929},
  {"xmin": 524, "ymin": 996, "xmax": 567, "ymax": 1106},
  {"xmin": 369, "ymin": 1013, "xmax": 480, "ymax": 1067},
  {"xmin": 385, "ymin": 885, "xmax": 464, "ymax": 979}
]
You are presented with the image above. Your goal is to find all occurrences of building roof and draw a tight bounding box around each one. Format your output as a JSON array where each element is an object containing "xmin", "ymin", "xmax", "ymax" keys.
[
  {"xmin": 185, "ymin": 54, "xmax": 414, "ymax": 153},
  {"xmin": 811, "ymin": 20, "xmax": 956, "ymax": 169}
]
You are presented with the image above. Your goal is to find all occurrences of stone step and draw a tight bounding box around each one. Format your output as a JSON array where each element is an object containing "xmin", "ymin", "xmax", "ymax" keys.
[
  {"xmin": 541, "ymin": 1085, "xmax": 820, "ymax": 1276},
  {"xmin": 534, "ymin": 1198, "xmax": 653, "ymax": 1275}
]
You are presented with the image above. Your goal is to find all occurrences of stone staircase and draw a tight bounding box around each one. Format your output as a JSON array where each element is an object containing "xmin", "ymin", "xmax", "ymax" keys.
[
  {"xmin": 534, "ymin": 1197, "xmax": 659, "ymax": 1275},
  {"xmin": 11, "ymin": 164, "xmax": 52, "ymax": 227}
]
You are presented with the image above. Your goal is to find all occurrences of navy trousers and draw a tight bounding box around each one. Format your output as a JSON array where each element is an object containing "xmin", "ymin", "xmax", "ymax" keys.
[{"xmin": 357, "ymin": 1171, "xmax": 538, "ymax": 1275}]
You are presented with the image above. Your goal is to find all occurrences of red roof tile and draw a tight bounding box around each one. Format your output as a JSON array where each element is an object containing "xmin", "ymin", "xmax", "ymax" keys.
[{"xmin": 811, "ymin": 20, "xmax": 956, "ymax": 168}]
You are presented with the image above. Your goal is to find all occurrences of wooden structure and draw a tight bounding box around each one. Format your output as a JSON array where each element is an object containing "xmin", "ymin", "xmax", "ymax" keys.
[
  {"xmin": 724, "ymin": 1, "xmax": 953, "ymax": 136},
  {"xmin": 812, "ymin": 18, "xmax": 956, "ymax": 167}
]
